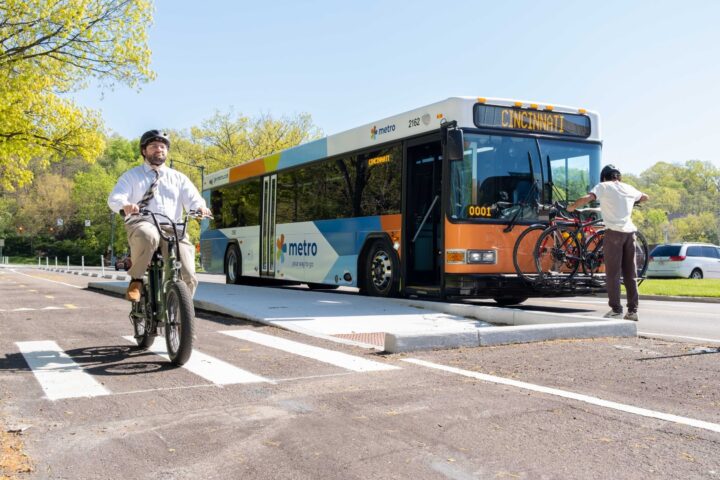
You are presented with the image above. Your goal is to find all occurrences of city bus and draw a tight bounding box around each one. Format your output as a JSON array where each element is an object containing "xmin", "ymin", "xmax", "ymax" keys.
[{"xmin": 199, "ymin": 97, "xmax": 601, "ymax": 303}]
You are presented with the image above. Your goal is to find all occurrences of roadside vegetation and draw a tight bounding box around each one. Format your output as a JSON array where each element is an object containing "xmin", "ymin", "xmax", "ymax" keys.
[{"xmin": 635, "ymin": 279, "xmax": 720, "ymax": 298}]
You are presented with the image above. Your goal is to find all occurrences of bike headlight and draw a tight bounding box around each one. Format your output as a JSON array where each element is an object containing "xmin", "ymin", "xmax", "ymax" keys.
[{"xmin": 467, "ymin": 250, "xmax": 496, "ymax": 264}]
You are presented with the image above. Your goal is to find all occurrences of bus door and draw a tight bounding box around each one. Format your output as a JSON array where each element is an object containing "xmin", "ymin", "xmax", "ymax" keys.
[
  {"xmin": 404, "ymin": 138, "xmax": 443, "ymax": 291},
  {"xmin": 261, "ymin": 174, "xmax": 277, "ymax": 277}
]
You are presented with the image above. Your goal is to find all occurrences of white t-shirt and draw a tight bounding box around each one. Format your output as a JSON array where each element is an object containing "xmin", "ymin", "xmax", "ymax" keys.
[{"xmin": 590, "ymin": 181, "xmax": 643, "ymax": 232}]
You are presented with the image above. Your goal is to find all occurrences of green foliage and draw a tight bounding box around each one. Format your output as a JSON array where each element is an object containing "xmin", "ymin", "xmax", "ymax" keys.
[
  {"xmin": 168, "ymin": 110, "xmax": 323, "ymax": 185},
  {"xmin": 635, "ymin": 160, "xmax": 720, "ymax": 243},
  {"xmin": 0, "ymin": 0, "xmax": 154, "ymax": 191}
]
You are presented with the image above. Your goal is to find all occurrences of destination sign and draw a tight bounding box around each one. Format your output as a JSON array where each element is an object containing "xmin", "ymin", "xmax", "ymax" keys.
[{"xmin": 473, "ymin": 104, "xmax": 591, "ymax": 138}]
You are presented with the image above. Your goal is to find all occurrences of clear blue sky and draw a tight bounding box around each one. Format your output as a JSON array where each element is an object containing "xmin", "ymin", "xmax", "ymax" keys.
[{"xmin": 72, "ymin": 0, "xmax": 720, "ymax": 175}]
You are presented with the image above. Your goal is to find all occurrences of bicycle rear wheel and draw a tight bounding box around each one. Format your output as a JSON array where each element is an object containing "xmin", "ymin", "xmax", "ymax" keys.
[
  {"xmin": 634, "ymin": 230, "xmax": 649, "ymax": 278},
  {"xmin": 165, "ymin": 281, "xmax": 195, "ymax": 366},
  {"xmin": 131, "ymin": 286, "xmax": 155, "ymax": 349},
  {"xmin": 584, "ymin": 230, "xmax": 606, "ymax": 278},
  {"xmin": 512, "ymin": 224, "xmax": 547, "ymax": 285},
  {"xmin": 534, "ymin": 225, "xmax": 582, "ymax": 286}
]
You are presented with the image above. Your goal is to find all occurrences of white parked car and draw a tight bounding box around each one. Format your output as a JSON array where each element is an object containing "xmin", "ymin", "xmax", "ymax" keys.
[{"xmin": 646, "ymin": 243, "xmax": 720, "ymax": 279}]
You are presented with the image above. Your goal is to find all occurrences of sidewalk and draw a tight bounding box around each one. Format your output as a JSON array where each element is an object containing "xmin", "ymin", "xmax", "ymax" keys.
[{"xmin": 88, "ymin": 280, "xmax": 636, "ymax": 353}]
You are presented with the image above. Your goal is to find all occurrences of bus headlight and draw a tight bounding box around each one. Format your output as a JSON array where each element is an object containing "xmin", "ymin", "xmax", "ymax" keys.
[{"xmin": 467, "ymin": 250, "xmax": 496, "ymax": 264}]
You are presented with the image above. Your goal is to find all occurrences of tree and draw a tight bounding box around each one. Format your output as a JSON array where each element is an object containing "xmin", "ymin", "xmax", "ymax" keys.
[
  {"xmin": 15, "ymin": 173, "xmax": 76, "ymax": 237},
  {"xmin": 166, "ymin": 111, "xmax": 323, "ymax": 189},
  {"xmin": 673, "ymin": 213, "xmax": 720, "ymax": 244},
  {"xmin": 0, "ymin": 0, "xmax": 154, "ymax": 190}
]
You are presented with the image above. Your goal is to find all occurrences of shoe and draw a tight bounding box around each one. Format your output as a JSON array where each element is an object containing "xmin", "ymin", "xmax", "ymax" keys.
[
  {"xmin": 603, "ymin": 310, "xmax": 624, "ymax": 319},
  {"xmin": 624, "ymin": 311, "xmax": 639, "ymax": 321},
  {"xmin": 125, "ymin": 279, "xmax": 143, "ymax": 302}
]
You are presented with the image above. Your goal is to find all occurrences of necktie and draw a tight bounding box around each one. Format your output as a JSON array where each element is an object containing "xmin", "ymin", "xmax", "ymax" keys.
[{"xmin": 137, "ymin": 170, "xmax": 159, "ymax": 209}]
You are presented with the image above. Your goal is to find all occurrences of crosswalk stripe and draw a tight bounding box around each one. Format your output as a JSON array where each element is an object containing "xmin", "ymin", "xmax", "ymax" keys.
[
  {"xmin": 122, "ymin": 336, "xmax": 271, "ymax": 385},
  {"xmin": 221, "ymin": 330, "xmax": 400, "ymax": 372},
  {"xmin": 16, "ymin": 341, "xmax": 110, "ymax": 400}
]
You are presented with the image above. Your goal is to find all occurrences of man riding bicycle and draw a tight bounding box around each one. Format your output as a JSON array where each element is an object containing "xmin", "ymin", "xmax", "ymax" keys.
[{"xmin": 107, "ymin": 130, "xmax": 212, "ymax": 302}]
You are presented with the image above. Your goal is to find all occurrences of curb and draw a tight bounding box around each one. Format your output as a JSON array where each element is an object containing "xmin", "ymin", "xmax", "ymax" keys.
[
  {"xmin": 381, "ymin": 298, "xmax": 637, "ymax": 352},
  {"xmin": 89, "ymin": 280, "xmax": 638, "ymax": 353}
]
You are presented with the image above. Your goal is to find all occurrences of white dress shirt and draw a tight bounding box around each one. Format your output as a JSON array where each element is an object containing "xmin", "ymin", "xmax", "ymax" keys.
[{"xmin": 108, "ymin": 162, "xmax": 206, "ymax": 222}]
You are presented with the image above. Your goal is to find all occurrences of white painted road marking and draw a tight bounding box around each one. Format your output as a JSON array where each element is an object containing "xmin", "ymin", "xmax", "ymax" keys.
[
  {"xmin": 9, "ymin": 269, "xmax": 83, "ymax": 288},
  {"xmin": 0, "ymin": 306, "xmax": 80, "ymax": 312},
  {"xmin": 638, "ymin": 331, "xmax": 720, "ymax": 344},
  {"xmin": 222, "ymin": 330, "xmax": 400, "ymax": 372},
  {"xmin": 404, "ymin": 358, "xmax": 720, "ymax": 434},
  {"xmin": 16, "ymin": 341, "xmax": 110, "ymax": 400},
  {"xmin": 122, "ymin": 336, "xmax": 271, "ymax": 385}
]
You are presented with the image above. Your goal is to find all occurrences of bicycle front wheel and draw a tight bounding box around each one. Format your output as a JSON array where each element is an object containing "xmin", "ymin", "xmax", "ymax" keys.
[
  {"xmin": 534, "ymin": 225, "xmax": 582, "ymax": 285},
  {"xmin": 165, "ymin": 281, "xmax": 195, "ymax": 366},
  {"xmin": 512, "ymin": 224, "xmax": 547, "ymax": 285}
]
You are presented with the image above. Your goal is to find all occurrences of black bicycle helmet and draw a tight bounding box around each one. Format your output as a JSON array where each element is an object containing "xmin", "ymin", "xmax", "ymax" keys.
[
  {"xmin": 139, "ymin": 129, "xmax": 170, "ymax": 149},
  {"xmin": 600, "ymin": 164, "xmax": 621, "ymax": 182}
]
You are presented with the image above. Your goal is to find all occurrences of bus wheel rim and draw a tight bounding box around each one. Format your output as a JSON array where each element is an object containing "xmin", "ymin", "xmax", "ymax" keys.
[{"xmin": 370, "ymin": 250, "xmax": 392, "ymax": 291}]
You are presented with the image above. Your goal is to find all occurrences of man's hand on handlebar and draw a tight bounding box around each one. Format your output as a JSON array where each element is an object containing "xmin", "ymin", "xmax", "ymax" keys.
[
  {"xmin": 189, "ymin": 207, "xmax": 213, "ymax": 219},
  {"xmin": 123, "ymin": 203, "xmax": 141, "ymax": 216}
]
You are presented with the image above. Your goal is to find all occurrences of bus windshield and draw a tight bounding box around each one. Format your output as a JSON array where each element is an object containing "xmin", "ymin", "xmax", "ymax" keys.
[
  {"xmin": 449, "ymin": 133, "xmax": 600, "ymax": 222},
  {"xmin": 539, "ymin": 139, "xmax": 601, "ymax": 203}
]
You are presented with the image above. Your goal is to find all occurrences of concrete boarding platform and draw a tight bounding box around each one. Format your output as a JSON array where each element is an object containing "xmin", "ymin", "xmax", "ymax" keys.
[{"xmin": 88, "ymin": 280, "xmax": 636, "ymax": 353}]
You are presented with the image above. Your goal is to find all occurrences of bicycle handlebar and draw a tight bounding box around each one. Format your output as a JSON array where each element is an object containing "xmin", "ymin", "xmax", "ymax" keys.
[{"xmin": 125, "ymin": 209, "xmax": 213, "ymax": 244}]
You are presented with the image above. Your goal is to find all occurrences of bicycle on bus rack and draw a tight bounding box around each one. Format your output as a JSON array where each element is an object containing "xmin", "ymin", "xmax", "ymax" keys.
[
  {"xmin": 126, "ymin": 209, "xmax": 209, "ymax": 366},
  {"xmin": 512, "ymin": 201, "xmax": 649, "ymax": 291}
]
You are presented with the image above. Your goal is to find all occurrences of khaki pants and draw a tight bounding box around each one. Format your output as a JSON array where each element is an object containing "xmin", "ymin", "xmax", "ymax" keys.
[{"xmin": 124, "ymin": 219, "xmax": 198, "ymax": 297}]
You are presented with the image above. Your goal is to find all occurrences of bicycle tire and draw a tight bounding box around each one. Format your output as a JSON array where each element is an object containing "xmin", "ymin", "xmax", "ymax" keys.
[
  {"xmin": 512, "ymin": 224, "xmax": 547, "ymax": 285},
  {"xmin": 584, "ymin": 229, "xmax": 606, "ymax": 278},
  {"xmin": 634, "ymin": 230, "xmax": 649, "ymax": 278},
  {"xmin": 534, "ymin": 224, "xmax": 582, "ymax": 285},
  {"xmin": 132, "ymin": 287, "xmax": 155, "ymax": 349},
  {"xmin": 165, "ymin": 281, "xmax": 195, "ymax": 366}
]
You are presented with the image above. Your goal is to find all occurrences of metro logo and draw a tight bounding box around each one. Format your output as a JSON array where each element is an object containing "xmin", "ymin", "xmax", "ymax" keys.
[
  {"xmin": 370, "ymin": 123, "xmax": 395, "ymax": 140},
  {"xmin": 276, "ymin": 234, "xmax": 318, "ymax": 264},
  {"xmin": 287, "ymin": 240, "xmax": 318, "ymax": 256}
]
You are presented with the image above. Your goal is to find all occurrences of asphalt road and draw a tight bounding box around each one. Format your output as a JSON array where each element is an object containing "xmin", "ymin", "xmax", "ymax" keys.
[{"xmin": 1, "ymin": 268, "xmax": 719, "ymax": 479}]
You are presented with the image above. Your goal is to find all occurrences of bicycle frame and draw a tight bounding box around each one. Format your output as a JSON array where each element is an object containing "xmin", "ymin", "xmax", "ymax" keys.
[{"xmin": 129, "ymin": 211, "xmax": 193, "ymax": 348}]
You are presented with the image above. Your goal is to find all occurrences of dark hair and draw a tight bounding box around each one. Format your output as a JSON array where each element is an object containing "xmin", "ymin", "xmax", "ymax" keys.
[
  {"xmin": 139, "ymin": 129, "xmax": 170, "ymax": 149},
  {"xmin": 600, "ymin": 164, "xmax": 621, "ymax": 182}
]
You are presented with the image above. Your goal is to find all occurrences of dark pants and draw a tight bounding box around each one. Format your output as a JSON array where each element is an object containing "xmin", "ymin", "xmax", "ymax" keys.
[{"xmin": 604, "ymin": 230, "xmax": 639, "ymax": 313}]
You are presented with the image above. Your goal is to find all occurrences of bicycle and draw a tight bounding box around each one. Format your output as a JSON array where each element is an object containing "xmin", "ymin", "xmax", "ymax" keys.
[
  {"xmin": 513, "ymin": 202, "xmax": 598, "ymax": 286},
  {"xmin": 513, "ymin": 202, "xmax": 648, "ymax": 288},
  {"xmin": 127, "ymin": 209, "xmax": 208, "ymax": 366}
]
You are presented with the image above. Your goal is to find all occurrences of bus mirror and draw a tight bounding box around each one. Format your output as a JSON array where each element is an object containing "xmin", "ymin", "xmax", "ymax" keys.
[{"xmin": 446, "ymin": 129, "xmax": 464, "ymax": 161}]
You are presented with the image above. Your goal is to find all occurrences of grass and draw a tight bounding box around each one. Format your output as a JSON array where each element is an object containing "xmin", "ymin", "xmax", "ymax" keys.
[
  {"xmin": 631, "ymin": 279, "xmax": 720, "ymax": 298},
  {"xmin": 6, "ymin": 256, "xmax": 37, "ymax": 265}
]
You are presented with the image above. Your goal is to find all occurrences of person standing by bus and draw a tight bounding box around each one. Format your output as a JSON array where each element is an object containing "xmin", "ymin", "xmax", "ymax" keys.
[
  {"xmin": 108, "ymin": 130, "xmax": 211, "ymax": 302},
  {"xmin": 567, "ymin": 164, "xmax": 649, "ymax": 321}
]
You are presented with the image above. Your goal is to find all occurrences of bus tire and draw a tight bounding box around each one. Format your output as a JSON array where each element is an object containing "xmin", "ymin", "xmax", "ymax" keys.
[
  {"xmin": 225, "ymin": 245, "xmax": 242, "ymax": 284},
  {"xmin": 493, "ymin": 296, "xmax": 528, "ymax": 306},
  {"xmin": 362, "ymin": 239, "xmax": 399, "ymax": 297},
  {"xmin": 307, "ymin": 283, "xmax": 340, "ymax": 290}
]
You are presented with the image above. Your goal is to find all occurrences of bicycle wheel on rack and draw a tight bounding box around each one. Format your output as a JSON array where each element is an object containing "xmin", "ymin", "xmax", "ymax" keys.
[
  {"xmin": 534, "ymin": 225, "xmax": 582, "ymax": 285},
  {"xmin": 584, "ymin": 229, "xmax": 606, "ymax": 277},
  {"xmin": 512, "ymin": 224, "xmax": 547, "ymax": 285},
  {"xmin": 634, "ymin": 230, "xmax": 649, "ymax": 278},
  {"xmin": 165, "ymin": 281, "xmax": 195, "ymax": 366}
]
